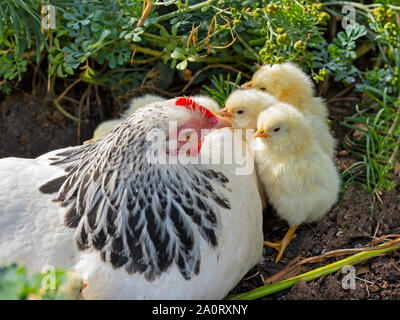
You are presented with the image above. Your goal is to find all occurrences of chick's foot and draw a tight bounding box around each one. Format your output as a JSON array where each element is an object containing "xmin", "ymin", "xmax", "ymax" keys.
[{"xmin": 264, "ymin": 225, "xmax": 298, "ymax": 263}]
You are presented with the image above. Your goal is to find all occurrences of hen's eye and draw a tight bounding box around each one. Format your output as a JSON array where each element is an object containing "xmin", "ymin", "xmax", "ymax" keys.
[
  {"xmin": 273, "ymin": 126, "xmax": 280, "ymax": 132},
  {"xmin": 260, "ymin": 87, "xmax": 266, "ymax": 91},
  {"xmin": 237, "ymin": 110, "xmax": 244, "ymax": 115}
]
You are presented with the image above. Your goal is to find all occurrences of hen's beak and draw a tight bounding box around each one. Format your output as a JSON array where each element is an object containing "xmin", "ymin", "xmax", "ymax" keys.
[
  {"xmin": 83, "ymin": 138, "xmax": 94, "ymax": 145},
  {"xmin": 241, "ymin": 80, "xmax": 253, "ymax": 89},
  {"xmin": 254, "ymin": 126, "xmax": 270, "ymax": 138},
  {"xmin": 217, "ymin": 107, "xmax": 232, "ymax": 118},
  {"xmin": 214, "ymin": 115, "xmax": 232, "ymax": 128}
]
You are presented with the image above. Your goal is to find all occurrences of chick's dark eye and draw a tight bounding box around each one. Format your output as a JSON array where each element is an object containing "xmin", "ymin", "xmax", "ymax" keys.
[
  {"xmin": 237, "ymin": 110, "xmax": 244, "ymax": 115},
  {"xmin": 260, "ymin": 87, "xmax": 266, "ymax": 91},
  {"xmin": 273, "ymin": 126, "xmax": 280, "ymax": 132}
]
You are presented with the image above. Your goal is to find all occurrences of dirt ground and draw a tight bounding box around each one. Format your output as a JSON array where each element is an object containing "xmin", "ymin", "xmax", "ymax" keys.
[{"xmin": 0, "ymin": 83, "xmax": 399, "ymax": 300}]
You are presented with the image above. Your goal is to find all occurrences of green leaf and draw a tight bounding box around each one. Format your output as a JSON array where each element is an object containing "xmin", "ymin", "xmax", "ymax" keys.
[
  {"xmin": 99, "ymin": 29, "xmax": 111, "ymax": 41},
  {"xmin": 171, "ymin": 48, "xmax": 185, "ymax": 59},
  {"xmin": 160, "ymin": 26, "xmax": 170, "ymax": 38},
  {"xmin": 176, "ymin": 59, "xmax": 188, "ymax": 70}
]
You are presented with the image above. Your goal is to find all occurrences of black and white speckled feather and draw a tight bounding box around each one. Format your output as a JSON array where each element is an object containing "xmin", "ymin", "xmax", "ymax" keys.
[{"xmin": 40, "ymin": 103, "xmax": 231, "ymax": 281}]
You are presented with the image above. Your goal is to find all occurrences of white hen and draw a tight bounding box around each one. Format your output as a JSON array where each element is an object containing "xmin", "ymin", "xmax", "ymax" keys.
[
  {"xmin": 254, "ymin": 103, "xmax": 340, "ymax": 262},
  {"xmin": 0, "ymin": 97, "xmax": 263, "ymax": 299}
]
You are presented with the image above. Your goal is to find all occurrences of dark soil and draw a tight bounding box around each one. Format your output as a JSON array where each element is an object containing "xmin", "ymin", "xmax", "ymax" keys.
[{"xmin": 0, "ymin": 84, "xmax": 399, "ymax": 300}]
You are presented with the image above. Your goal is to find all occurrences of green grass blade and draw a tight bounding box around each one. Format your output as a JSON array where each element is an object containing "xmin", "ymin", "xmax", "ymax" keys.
[{"xmin": 228, "ymin": 243, "xmax": 400, "ymax": 300}]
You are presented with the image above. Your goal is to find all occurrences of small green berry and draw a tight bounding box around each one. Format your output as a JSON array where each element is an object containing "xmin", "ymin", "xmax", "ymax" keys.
[
  {"xmin": 319, "ymin": 68, "xmax": 328, "ymax": 77},
  {"xmin": 276, "ymin": 33, "xmax": 289, "ymax": 46},
  {"xmin": 266, "ymin": 3, "xmax": 278, "ymax": 15},
  {"xmin": 386, "ymin": 8, "xmax": 395, "ymax": 19},
  {"xmin": 372, "ymin": 6, "xmax": 385, "ymax": 22},
  {"xmin": 294, "ymin": 40, "xmax": 306, "ymax": 52},
  {"xmin": 317, "ymin": 12, "xmax": 330, "ymax": 26}
]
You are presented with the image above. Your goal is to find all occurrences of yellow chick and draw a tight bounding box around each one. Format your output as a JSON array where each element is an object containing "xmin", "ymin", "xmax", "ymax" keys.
[
  {"xmin": 90, "ymin": 119, "xmax": 122, "ymax": 143},
  {"xmin": 254, "ymin": 103, "xmax": 340, "ymax": 262},
  {"xmin": 247, "ymin": 62, "xmax": 328, "ymax": 119},
  {"xmin": 218, "ymin": 89, "xmax": 279, "ymax": 130},
  {"xmin": 216, "ymin": 89, "xmax": 277, "ymax": 210},
  {"xmin": 58, "ymin": 271, "xmax": 86, "ymax": 300},
  {"xmin": 244, "ymin": 63, "xmax": 336, "ymax": 157}
]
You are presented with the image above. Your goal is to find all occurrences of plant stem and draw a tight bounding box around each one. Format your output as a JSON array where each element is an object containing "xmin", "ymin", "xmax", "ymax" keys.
[
  {"xmin": 54, "ymin": 102, "xmax": 79, "ymax": 122},
  {"xmin": 129, "ymin": 44, "xmax": 164, "ymax": 57},
  {"xmin": 228, "ymin": 242, "xmax": 400, "ymax": 300},
  {"xmin": 157, "ymin": 0, "xmax": 215, "ymax": 22},
  {"xmin": 142, "ymin": 32, "xmax": 170, "ymax": 42}
]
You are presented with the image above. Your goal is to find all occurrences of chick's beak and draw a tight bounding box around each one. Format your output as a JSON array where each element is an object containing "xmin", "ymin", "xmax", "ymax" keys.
[
  {"xmin": 217, "ymin": 107, "xmax": 232, "ymax": 118},
  {"xmin": 214, "ymin": 115, "xmax": 232, "ymax": 128},
  {"xmin": 83, "ymin": 138, "xmax": 94, "ymax": 144},
  {"xmin": 254, "ymin": 127, "xmax": 269, "ymax": 138},
  {"xmin": 241, "ymin": 80, "xmax": 253, "ymax": 89}
]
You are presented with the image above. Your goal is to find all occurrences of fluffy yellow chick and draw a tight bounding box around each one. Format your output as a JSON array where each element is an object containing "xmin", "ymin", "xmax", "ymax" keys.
[
  {"xmin": 218, "ymin": 89, "xmax": 279, "ymax": 130},
  {"xmin": 254, "ymin": 103, "xmax": 340, "ymax": 262},
  {"xmin": 90, "ymin": 119, "xmax": 122, "ymax": 143},
  {"xmin": 244, "ymin": 63, "xmax": 336, "ymax": 157},
  {"xmin": 246, "ymin": 62, "xmax": 328, "ymax": 119},
  {"xmin": 58, "ymin": 271, "xmax": 86, "ymax": 300}
]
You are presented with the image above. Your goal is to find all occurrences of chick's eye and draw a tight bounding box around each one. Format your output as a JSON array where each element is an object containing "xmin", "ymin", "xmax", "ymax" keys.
[
  {"xmin": 260, "ymin": 87, "xmax": 266, "ymax": 91},
  {"xmin": 273, "ymin": 126, "xmax": 281, "ymax": 132},
  {"xmin": 236, "ymin": 110, "xmax": 244, "ymax": 115}
]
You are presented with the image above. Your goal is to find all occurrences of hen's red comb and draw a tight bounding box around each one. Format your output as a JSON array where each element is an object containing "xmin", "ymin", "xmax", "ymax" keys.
[{"xmin": 175, "ymin": 97, "xmax": 215, "ymax": 118}]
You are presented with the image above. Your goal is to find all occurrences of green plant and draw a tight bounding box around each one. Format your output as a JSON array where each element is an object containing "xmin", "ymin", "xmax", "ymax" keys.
[
  {"xmin": 201, "ymin": 72, "xmax": 242, "ymax": 107},
  {"xmin": 341, "ymin": 88, "xmax": 400, "ymax": 193},
  {"xmin": 313, "ymin": 22, "xmax": 367, "ymax": 83},
  {"xmin": 0, "ymin": 264, "xmax": 68, "ymax": 300},
  {"xmin": 0, "ymin": 0, "xmax": 333, "ymax": 95}
]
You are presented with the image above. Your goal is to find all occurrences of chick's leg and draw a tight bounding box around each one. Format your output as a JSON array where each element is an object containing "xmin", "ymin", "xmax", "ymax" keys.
[{"xmin": 264, "ymin": 225, "xmax": 298, "ymax": 263}]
